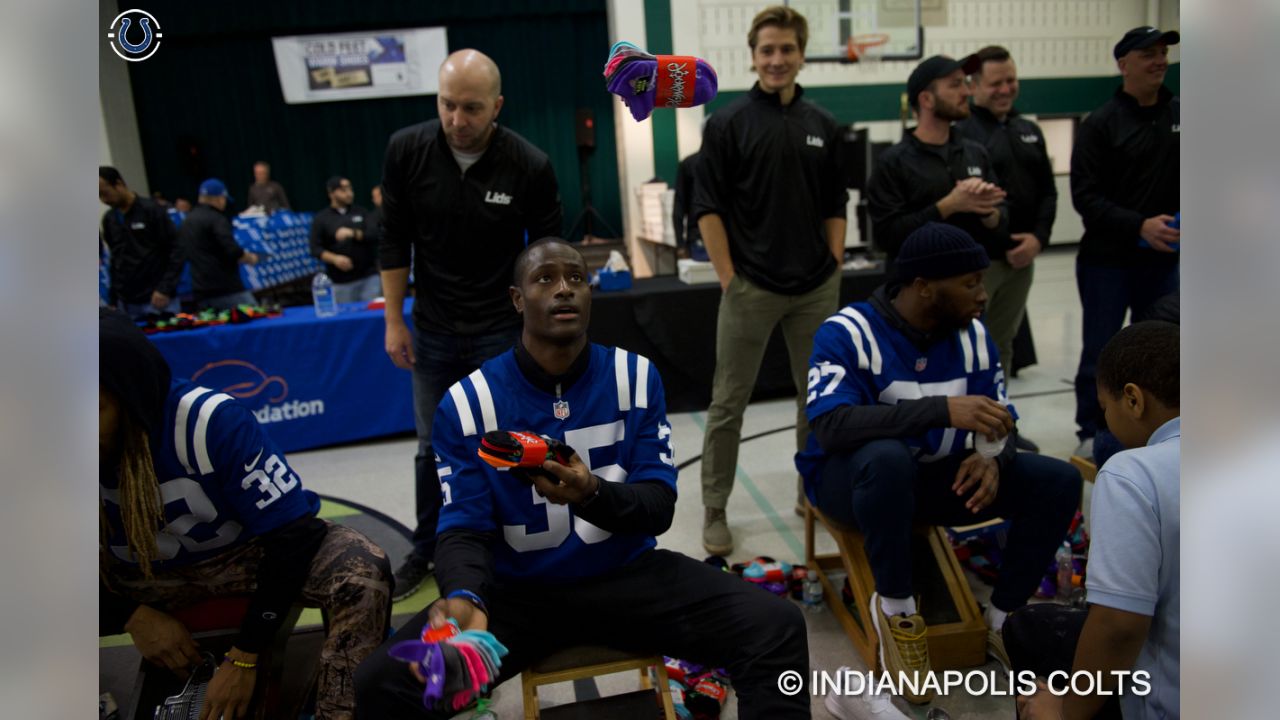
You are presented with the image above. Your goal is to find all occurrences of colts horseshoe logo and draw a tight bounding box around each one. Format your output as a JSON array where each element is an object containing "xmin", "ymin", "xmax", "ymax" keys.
[{"xmin": 107, "ymin": 9, "xmax": 163, "ymax": 62}]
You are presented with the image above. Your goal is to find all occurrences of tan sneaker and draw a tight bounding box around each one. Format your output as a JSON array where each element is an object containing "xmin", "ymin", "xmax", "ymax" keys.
[
  {"xmin": 702, "ymin": 507, "xmax": 733, "ymax": 556},
  {"xmin": 869, "ymin": 592, "xmax": 934, "ymax": 704},
  {"xmin": 987, "ymin": 627, "xmax": 1011, "ymax": 671}
]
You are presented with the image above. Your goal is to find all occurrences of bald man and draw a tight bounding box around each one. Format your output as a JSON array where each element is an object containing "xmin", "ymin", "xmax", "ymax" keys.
[{"xmin": 379, "ymin": 49, "xmax": 563, "ymax": 600}]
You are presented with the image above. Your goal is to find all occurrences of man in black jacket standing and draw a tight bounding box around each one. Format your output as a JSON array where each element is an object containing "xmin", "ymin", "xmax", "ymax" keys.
[
  {"xmin": 99, "ymin": 166, "xmax": 184, "ymax": 319},
  {"xmin": 379, "ymin": 49, "xmax": 562, "ymax": 598},
  {"xmin": 310, "ymin": 176, "xmax": 380, "ymax": 303},
  {"xmin": 693, "ymin": 5, "xmax": 847, "ymax": 556},
  {"xmin": 867, "ymin": 54, "xmax": 1009, "ymax": 265},
  {"xmin": 1069, "ymin": 27, "xmax": 1180, "ymax": 457},
  {"xmin": 954, "ymin": 46, "xmax": 1057, "ymax": 376},
  {"xmin": 179, "ymin": 178, "xmax": 260, "ymax": 310}
]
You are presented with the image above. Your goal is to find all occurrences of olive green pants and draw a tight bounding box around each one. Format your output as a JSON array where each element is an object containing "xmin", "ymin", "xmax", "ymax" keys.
[
  {"xmin": 983, "ymin": 258, "xmax": 1035, "ymax": 370},
  {"xmin": 701, "ymin": 270, "xmax": 841, "ymax": 509}
]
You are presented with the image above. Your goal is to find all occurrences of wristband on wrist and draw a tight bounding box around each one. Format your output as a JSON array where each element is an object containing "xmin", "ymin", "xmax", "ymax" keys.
[
  {"xmin": 223, "ymin": 655, "xmax": 257, "ymax": 669},
  {"xmin": 447, "ymin": 589, "xmax": 487, "ymax": 614}
]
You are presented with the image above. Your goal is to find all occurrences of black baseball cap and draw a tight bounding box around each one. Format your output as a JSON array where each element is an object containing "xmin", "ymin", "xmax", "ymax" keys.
[
  {"xmin": 1113, "ymin": 27, "xmax": 1180, "ymax": 59},
  {"xmin": 907, "ymin": 54, "xmax": 981, "ymax": 109}
]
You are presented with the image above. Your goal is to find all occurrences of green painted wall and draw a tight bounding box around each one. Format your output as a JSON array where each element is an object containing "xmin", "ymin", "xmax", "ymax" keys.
[{"xmin": 645, "ymin": 0, "xmax": 680, "ymax": 183}]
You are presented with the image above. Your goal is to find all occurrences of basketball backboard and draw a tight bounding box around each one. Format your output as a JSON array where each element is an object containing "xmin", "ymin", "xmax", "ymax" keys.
[{"xmin": 786, "ymin": 0, "xmax": 925, "ymax": 63}]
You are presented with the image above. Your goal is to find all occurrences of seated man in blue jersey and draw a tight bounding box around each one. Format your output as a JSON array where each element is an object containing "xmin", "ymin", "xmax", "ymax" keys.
[
  {"xmin": 354, "ymin": 238, "xmax": 809, "ymax": 719},
  {"xmin": 98, "ymin": 308, "xmax": 392, "ymax": 720},
  {"xmin": 796, "ymin": 223, "xmax": 1079, "ymax": 706}
]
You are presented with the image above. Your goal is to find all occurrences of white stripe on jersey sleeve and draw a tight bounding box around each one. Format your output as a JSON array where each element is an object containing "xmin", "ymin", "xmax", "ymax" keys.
[
  {"xmin": 958, "ymin": 330, "xmax": 975, "ymax": 373},
  {"xmin": 468, "ymin": 370, "xmax": 498, "ymax": 434},
  {"xmin": 635, "ymin": 355, "xmax": 650, "ymax": 409},
  {"xmin": 449, "ymin": 382, "xmax": 477, "ymax": 437},
  {"xmin": 840, "ymin": 308, "xmax": 882, "ymax": 374},
  {"xmin": 614, "ymin": 349, "xmax": 631, "ymax": 412},
  {"xmin": 829, "ymin": 316, "xmax": 870, "ymax": 371},
  {"xmin": 973, "ymin": 319, "xmax": 991, "ymax": 371},
  {"xmin": 193, "ymin": 393, "xmax": 234, "ymax": 475},
  {"xmin": 174, "ymin": 387, "xmax": 210, "ymax": 475}
]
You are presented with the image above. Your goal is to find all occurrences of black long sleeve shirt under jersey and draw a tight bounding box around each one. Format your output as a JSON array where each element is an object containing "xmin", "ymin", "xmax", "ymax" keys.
[
  {"xmin": 379, "ymin": 121, "xmax": 563, "ymax": 335},
  {"xmin": 692, "ymin": 83, "xmax": 847, "ymax": 295},
  {"xmin": 1071, "ymin": 85, "xmax": 1180, "ymax": 268},
  {"xmin": 309, "ymin": 204, "xmax": 377, "ymax": 283},
  {"xmin": 954, "ymin": 105, "xmax": 1058, "ymax": 246},
  {"xmin": 810, "ymin": 285, "xmax": 1019, "ymax": 474},
  {"xmin": 101, "ymin": 196, "xmax": 184, "ymax": 305},
  {"xmin": 178, "ymin": 203, "xmax": 248, "ymax": 301},
  {"xmin": 433, "ymin": 340, "xmax": 677, "ymax": 603},
  {"xmin": 867, "ymin": 129, "xmax": 1010, "ymax": 262}
]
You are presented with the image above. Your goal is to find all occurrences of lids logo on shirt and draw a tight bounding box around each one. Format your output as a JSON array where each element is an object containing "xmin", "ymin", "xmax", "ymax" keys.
[
  {"xmin": 351, "ymin": 215, "xmax": 363, "ymax": 223},
  {"xmin": 131, "ymin": 221, "xmax": 147, "ymax": 230},
  {"xmin": 806, "ymin": 135, "xmax": 825, "ymax": 148},
  {"xmin": 485, "ymin": 191, "xmax": 513, "ymax": 205},
  {"xmin": 967, "ymin": 166, "xmax": 983, "ymax": 177},
  {"xmin": 1020, "ymin": 134, "xmax": 1039, "ymax": 143}
]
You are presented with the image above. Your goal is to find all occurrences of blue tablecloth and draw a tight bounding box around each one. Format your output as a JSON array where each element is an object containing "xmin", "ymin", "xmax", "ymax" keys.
[{"xmin": 149, "ymin": 302, "xmax": 415, "ymax": 453}]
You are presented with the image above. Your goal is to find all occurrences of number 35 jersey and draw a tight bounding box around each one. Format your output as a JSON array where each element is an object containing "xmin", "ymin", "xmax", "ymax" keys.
[
  {"xmin": 434, "ymin": 344, "xmax": 677, "ymax": 582},
  {"xmin": 100, "ymin": 380, "xmax": 321, "ymax": 570}
]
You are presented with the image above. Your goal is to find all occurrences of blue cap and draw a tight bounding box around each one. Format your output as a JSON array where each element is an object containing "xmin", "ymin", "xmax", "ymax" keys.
[{"xmin": 198, "ymin": 178, "xmax": 233, "ymax": 202}]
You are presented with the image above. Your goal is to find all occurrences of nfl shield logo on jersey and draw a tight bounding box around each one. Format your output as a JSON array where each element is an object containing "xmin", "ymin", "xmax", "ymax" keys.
[
  {"xmin": 915, "ymin": 357, "xmax": 928, "ymax": 372},
  {"xmin": 553, "ymin": 400, "xmax": 570, "ymax": 420}
]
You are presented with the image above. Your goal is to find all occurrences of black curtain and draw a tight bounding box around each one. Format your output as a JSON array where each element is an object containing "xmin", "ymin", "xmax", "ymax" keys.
[{"xmin": 126, "ymin": 0, "xmax": 620, "ymax": 240}]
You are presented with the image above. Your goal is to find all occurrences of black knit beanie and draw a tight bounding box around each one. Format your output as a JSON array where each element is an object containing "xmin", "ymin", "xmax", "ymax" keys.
[
  {"xmin": 100, "ymin": 307, "xmax": 171, "ymax": 449},
  {"xmin": 894, "ymin": 222, "xmax": 990, "ymax": 283}
]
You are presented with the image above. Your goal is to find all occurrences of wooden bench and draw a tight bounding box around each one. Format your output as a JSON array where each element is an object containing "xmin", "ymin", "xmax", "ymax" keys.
[
  {"xmin": 521, "ymin": 645, "xmax": 676, "ymax": 720},
  {"xmin": 804, "ymin": 502, "xmax": 987, "ymax": 670}
]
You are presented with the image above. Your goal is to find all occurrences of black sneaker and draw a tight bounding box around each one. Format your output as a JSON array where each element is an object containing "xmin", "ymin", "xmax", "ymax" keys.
[
  {"xmin": 392, "ymin": 553, "xmax": 435, "ymax": 602},
  {"xmin": 1013, "ymin": 434, "xmax": 1040, "ymax": 453}
]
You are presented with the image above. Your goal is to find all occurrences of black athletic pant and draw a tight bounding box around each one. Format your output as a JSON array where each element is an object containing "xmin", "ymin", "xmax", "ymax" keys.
[
  {"xmin": 354, "ymin": 549, "xmax": 810, "ymax": 719},
  {"xmin": 816, "ymin": 439, "xmax": 1080, "ymax": 612}
]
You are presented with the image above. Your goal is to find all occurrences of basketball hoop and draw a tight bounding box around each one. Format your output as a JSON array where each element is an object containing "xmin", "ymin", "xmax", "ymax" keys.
[{"xmin": 845, "ymin": 33, "xmax": 891, "ymax": 63}]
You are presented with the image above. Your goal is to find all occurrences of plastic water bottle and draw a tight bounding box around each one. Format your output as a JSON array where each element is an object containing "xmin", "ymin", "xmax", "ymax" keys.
[
  {"xmin": 1055, "ymin": 542, "xmax": 1074, "ymax": 602},
  {"xmin": 803, "ymin": 576, "xmax": 824, "ymax": 612},
  {"xmin": 312, "ymin": 272, "xmax": 337, "ymax": 317}
]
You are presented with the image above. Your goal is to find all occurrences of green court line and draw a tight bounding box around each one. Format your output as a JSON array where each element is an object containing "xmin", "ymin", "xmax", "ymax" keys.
[
  {"xmin": 689, "ymin": 412, "xmax": 805, "ymax": 560},
  {"xmin": 316, "ymin": 499, "xmax": 358, "ymax": 520}
]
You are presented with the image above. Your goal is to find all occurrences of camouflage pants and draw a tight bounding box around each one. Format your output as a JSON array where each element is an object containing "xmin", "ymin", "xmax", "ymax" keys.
[{"xmin": 110, "ymin": 521, "xmax": 392, "ymax": 720}]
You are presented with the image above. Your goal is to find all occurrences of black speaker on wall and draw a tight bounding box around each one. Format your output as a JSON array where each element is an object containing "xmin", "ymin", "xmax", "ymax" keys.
[{"xmin": 575, "ymin": 108, "xmax": 595, "ymax": 149}]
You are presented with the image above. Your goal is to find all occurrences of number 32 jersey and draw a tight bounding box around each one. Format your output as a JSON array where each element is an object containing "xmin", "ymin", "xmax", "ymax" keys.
[
  {"xmin": 434, "ymin": 344, "xmax": 677, "ymax": 582},
  {"xmin": 100, "ymin": 380, "xmax": 320, "ymax": 570}
]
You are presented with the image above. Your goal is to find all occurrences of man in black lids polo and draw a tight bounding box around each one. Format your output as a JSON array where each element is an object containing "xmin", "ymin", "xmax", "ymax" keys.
[
  {"xmin": 379, "ymin": 48, "xmax": 563, "ymax": 599},
  {"xmin": 310, "ymin": 176, "xmax": 381, "ymax": 303},
  {"xmin": 1069, "ymin": 27, "xmax": 1180, "ymax": 460},
  {"xmin": 954, "ymin": 46, "xmax": 1057, "ymax": 384},
  {"xmin": 867, "ymin": 53, "xmax": 1010, "ymax": 267},
  {"xmin": 692, "ymin": 5, "xmax": 848, "ymax": 556}
]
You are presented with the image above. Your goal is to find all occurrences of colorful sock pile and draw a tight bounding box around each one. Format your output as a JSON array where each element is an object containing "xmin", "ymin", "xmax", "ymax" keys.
[
  {"xmin": 664, "ymin": 657, "xmax": 731, "ymax": 719},
  {"xmin": 729, "ymin": 555, "xmax": 809, "ymax": 597},
  {"xmin": 603, "ymin": 41, "xmax": 718, "ymax": 122},
  {"xmin": 387, "ymin": 620, "xmax": 510, "ymax": 713}
]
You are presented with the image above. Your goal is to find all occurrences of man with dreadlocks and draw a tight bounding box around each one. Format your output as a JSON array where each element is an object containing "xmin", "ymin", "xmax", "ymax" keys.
[{"xmin": 98, "ymin": 308, "xmax": 391, "ymax": 720}]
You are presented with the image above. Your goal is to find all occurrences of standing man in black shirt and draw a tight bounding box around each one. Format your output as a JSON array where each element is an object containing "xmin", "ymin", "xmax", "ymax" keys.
[
  {"xmin": 1070, "ymin": 27, "xmax": 1180, "ymax": 458},
  {"xmin": 99, "ymin": 166, "xmax": 184, "ymax": 319},
  {"xmin": 867, "ymin": 54, "xmax": 1009, "ymax": 264},
  {"xmin": 954, "ymin": 46, "xmax": 1057, "ymax": 375},
  {"xmin": 310, "ymin": 176, "xmax": 380, "ymax": 303},
  {"xmin": 379, "ymin": 48, "xmax": 562, "ymax": 598},
  {"xmin": 693, "ymin": 5, "xmax": 847, "ymax": 556},
  {"xmin": 179, "ymin": 178, "xmax": 260, "ymax": 310},
  {"xmin": 246, "ymin": 161, "xmax": 291, "ymax": 213}
]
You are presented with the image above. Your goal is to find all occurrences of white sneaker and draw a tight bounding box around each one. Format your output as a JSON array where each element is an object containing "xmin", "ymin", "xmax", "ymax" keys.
[{"xmin": 823, "ymin": 667, "xmax": 911, "ymax": 720}]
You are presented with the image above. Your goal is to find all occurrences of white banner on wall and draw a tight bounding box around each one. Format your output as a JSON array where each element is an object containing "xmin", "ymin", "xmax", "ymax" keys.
[{"xmin": 271, "ymin": 27, "xmax": 448, "ymax": 104}]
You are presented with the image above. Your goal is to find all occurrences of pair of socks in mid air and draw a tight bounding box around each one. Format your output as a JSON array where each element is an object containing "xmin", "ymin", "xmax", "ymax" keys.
[{"xmin": 603, "ymin": 41, "xmax": 718, "ymax": 121}]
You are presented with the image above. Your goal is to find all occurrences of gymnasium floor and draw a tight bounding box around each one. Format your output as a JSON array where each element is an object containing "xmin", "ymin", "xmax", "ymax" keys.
[{"xmin": 102, "ymin": 247, "xmax": 1089, "ymax": 719}]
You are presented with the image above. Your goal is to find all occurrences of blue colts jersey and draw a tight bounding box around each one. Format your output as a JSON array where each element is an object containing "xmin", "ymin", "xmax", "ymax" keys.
[
  {"xmin": 795, "ymin": 302, "xmax": 1017, "ymax": 484},
  {"xmin": 100, "ymin": 380, "xmax": 320, "ymax": 570},
  {"xmin": 434, "ymin": 345, "xmax": 677, "ymax": 582}
]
